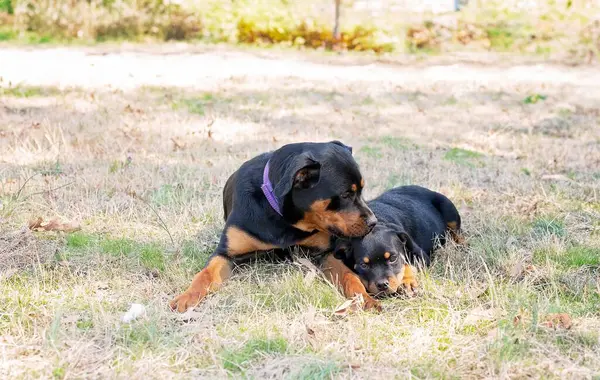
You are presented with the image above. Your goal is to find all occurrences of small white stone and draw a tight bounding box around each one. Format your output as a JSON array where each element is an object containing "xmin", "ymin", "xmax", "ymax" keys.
[{"xmin": 122, "ymin": 304, "xmax": 146, "ymax": 323}]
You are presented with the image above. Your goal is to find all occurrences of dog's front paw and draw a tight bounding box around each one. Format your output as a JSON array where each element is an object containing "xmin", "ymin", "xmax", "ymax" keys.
[
  {"xmin": 363, "ymin": 296, "xmax": 382, "ymax": 312},
  {"xmin": 400, "ymin": 264, "xmax": 419, "ymax": 297},
  {"xmin": 169, "ymin": 291, "xmax": 204, "ymax": 313}
]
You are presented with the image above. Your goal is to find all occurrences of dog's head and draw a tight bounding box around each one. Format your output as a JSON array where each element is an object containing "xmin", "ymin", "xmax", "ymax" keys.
[
  {"xmin": 333, "ymin": 225, "xmax": 417, "ymax": 295},
  {"xmin": 271, "ymin": 141, "xmax": 376, "ymax": 238}
]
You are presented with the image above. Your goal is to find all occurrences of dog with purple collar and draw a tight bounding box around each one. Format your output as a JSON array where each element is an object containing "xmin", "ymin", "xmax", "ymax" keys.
[{"xmin": 170, "ymin": 141, "xmax": 380, "ymax": 312}]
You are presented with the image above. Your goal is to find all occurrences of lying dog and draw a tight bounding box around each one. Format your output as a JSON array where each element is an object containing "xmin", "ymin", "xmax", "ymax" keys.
[
  {"xmin": 332, "ymin": 185, "xmax": 463, "ymax": 297},
  {"xmin": 170, "ymin": 141, "xmax": 380, "ymax": 312}
]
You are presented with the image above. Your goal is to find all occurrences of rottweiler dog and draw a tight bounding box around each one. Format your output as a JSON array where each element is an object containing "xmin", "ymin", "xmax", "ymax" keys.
[
  {"xmin": 332, "ymin": 185, "xmax": 463, "ymax": 297},
  {"xmin": 170, "ymin": 141, "xmax": 379, "ymax": 312}
]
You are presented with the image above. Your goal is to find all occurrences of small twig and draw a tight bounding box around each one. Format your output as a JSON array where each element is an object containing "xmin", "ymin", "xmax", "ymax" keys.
[
  {"xmin": 21, "ymin": 181, "xmax": 75, "ymax": 202},
  {"xmin": 14, "ymin": 173, "xmax": 39, "ymax": 201},
  {"xmin": 130, "ymin": 194, "xmax": 175, "ymax": 245}
]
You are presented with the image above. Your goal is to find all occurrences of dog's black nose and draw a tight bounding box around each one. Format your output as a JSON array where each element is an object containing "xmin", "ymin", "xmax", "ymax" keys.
[
  {"xmin": 376, "ymin": 280, "xmax": 389, "ymax": 291},
  {"xmin": 366, "ymin": 215, "xmax": 377, "ymax": 230}
]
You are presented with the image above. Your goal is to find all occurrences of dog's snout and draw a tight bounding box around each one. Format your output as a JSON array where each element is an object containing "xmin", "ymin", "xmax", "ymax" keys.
[
  {"xmin": 366, "ymin": 214, "xmax": 377, "ymax": 230},
  {"xmin": 376, "ymin": 280, "xmax": 389, "ymax": 291}
]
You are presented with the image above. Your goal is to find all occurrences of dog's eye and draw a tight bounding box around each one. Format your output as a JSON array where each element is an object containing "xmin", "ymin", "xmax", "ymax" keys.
[
  {"xmin": 389, "ymin": 255, "xmax": 398, "ymax": 264},
  {"xmin": 341, "ymin": 190, "xmax": 355, "ymax": 199},
  {"xmin": 359, "ymin": 262, "xmax": 369, "ymax": 270}
]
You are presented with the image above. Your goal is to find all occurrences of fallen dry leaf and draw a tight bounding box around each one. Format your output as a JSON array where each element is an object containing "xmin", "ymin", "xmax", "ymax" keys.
[
  {"xmin": 28, "ymin": 217, "xmax": 81, "ymax": 233},
  {"xmin": 28, "ymin": 217, "xmax": 43, "ymax": 230},
  {"xmin": 333, "ymin": 300, "xmax": 354, "ymax": 315},
  {"xmin": 295, "ymin": 257, "xmax": 319, "ymax": 271},
  {"xmin": 541, "ymin": 313, "xmax": 573, "ymax": 330},
  {"xmin": 171, "ymin": 137, "xmax": 186, "ymax": 151},
  {"xmin": 513, "ymin": 314, "xmax": 523, "ymax": 327},
  {"xmin": 334, "ymin": 298, "xmax": 358, "ymax": 316},
  {"xmin": 295, "ymin": 257, "xmax": 319, "ymax": 286}
]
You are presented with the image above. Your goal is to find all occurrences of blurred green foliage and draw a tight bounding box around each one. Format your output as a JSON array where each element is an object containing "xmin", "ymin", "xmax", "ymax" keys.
[{"xmin": 0, "ymin": 0, "xmax": 598, "ymax": 59}]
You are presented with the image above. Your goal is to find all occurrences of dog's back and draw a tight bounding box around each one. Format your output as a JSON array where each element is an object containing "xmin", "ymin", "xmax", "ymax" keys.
[{"xmin": 368, "ymin": 185, "xmax": 460, "ymax": 254}]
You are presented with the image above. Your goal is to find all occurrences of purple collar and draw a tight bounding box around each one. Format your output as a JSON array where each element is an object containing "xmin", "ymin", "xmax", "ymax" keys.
[{"xmin": 261, "ymin": 160, "xmax": 283, "ymax": 216}]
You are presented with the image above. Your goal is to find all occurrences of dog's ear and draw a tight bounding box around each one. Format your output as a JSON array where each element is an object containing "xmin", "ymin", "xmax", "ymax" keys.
[
  {"xmin": 332, "ymin": 239, "xmax": 352, "ymax": 260},
  {"xmin": 273, "ymin": 153, "xmax": 321, "ymax": 199},
  {"xmin": 329, "ymin": 140, "xmax": 352, "ymax": 155},
  {"xmin": 398, "ymin": 232, "xmax": 430, "ymax": 266}
]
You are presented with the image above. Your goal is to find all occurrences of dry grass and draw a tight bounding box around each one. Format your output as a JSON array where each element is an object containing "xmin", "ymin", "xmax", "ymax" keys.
[{"xmin": 1, "ymin": 46, "xmax": 599, "ymax": 378}]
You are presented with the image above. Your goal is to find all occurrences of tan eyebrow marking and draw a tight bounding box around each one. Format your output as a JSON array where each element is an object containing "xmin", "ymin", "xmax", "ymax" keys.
[
  {"xmin": 351, "ymin": 184, "xmax": 357, "ymax": 192},
  {"xmin": 360, "ymin": 179, "xmax": 365, "ymax": 187},
  {"xmin": 384, "ymin": 252, "xmax": 391, "ymax": 259},
  {"xmin": 363, "ymin": 257, "xmax": 370, "ymax": 264}
]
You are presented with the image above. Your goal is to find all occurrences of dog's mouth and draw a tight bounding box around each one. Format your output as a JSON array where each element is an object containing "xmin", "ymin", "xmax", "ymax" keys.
[
  {"xmin": 328, "ymin": 224, "xmax": 373, "ymax": 239},
  {"xmin": 327, "ymin": 226, "xmax": 344, "ymax": 238}
]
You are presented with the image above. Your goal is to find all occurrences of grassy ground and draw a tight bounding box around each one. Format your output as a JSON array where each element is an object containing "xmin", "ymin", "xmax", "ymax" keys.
[{"xmin": 1, "ymin": 46, "xmax": 599, "ymax": 378}]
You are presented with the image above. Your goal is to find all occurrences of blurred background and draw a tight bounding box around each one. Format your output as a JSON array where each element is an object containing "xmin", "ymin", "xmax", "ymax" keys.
[{"xmin": 1, "ymin": 0, "xmax": 599, "ymax": 62}]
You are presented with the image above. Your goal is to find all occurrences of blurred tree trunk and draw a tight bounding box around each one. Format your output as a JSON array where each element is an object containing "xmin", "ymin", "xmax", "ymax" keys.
[{"xmin": 333, "ymin": 0, "xmax": 341, "ymax": 41}]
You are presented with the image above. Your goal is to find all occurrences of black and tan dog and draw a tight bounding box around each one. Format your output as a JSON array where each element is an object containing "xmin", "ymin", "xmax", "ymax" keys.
[
  {"xmin": 332, "ymin": 185, "xmax": 463, "ymax": 297},
  {"xmin": 170, "ymin": 141, "xmax": 380, "ymax": 312}
]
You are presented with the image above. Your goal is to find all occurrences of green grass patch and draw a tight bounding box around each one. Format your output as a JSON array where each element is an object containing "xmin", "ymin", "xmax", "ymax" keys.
[
  {"xmin": 150, "ymin": 184, "xmax": 184, "ymax": 206},
  {"xmin": 35, "ymin": 160, "xmax": 64, "ymax": 177},
  {"xmin": 181, "ymin": 240, "xmax": 212, "ymax": 272},
  {"xmin": 550, "ymin": 330, "xmax": 599, "ymax": 356},
  {"xmin": 359, "ymin": 145, "xmax": 383, "ymax": 158},
  {"xmin": 108, "ymin": 157, "xmax": 132, "ymax": 173},
  {"xmin": 0, "ymin": 29, "xmax": 17, "ymax": 41},
  {"xmin": 66, "ymin": 233, "xmax": 94, "ymax": 249},
  {"xmin": 532, "ymin": 218, "xmax": 566, "ymax": 238},
  {"xmin": 0, "ymin": 0, "xmax": 13, "ymax": 14},
  {"xmin": 139, "ymin": 244, "xmax": 165, "ymax": 272},
  {"xmin": 488, "ymin": 329, "xmax": 530, "ymax": 365},
  {"xmin": 534, "ymin": 245, "xmax": 600, "ymax": 269},
  {"xmin": 0, "ymin": 85, "xmax": 60, "ymax": 97},
  {"xmin": 290, "ymin": 361, "xmax": 341, "ymax": 380},
  {"xmin": 379, "ymin": 136, "xmax": 413, "ymax": 150},
  {"xmin": 562, "ymin": 246, "xmax": 600, "ymax": 268},
  {"xmin": 385, "ymin": 173, "xmax": 413, "ymax": 190},
  {"xmin": 221, "ymin": 337, "xmax": 288, "ymax": 372},
  {"xmin": 487, "ymin": 25, "xmax": 515, "ymax": 51},
  {"xmin": 76, "ymin": 318, "xmax": 94, "ymax": 331},
  {"xmin": 444, "ymin": 148, "xmax": 484, "ymax": 167},
  {"xmin": 52, "ymin": 366, "xmax": 66, "ymax": 380},
  {"xmin": 443, "ymin": 95, "xmax": 459, "ymax": 105},
  {"xmin": 117, "ymin": 320, "xmax": 165, "ymax": 351},
  {"xmin": 101, "ymin": 238, "xmax": 136, "ymax": 256},
  {"xmin": 250, "ymin": 271, "xmax": 341, "ymax": 312},
  {"xmin": 550, "ymin": 291, "xmax": 600, "ymax": 317},
  {"xmin": 523, "ymin": 94, "xmax": 547, "ymax": 104},
  {"xmin": 172, "ymin": 94, "xmax": 216, "ymax": 115},
  {"xmin": 362, "ymin": 95, "xmax": 375, "ymax": 105}
]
